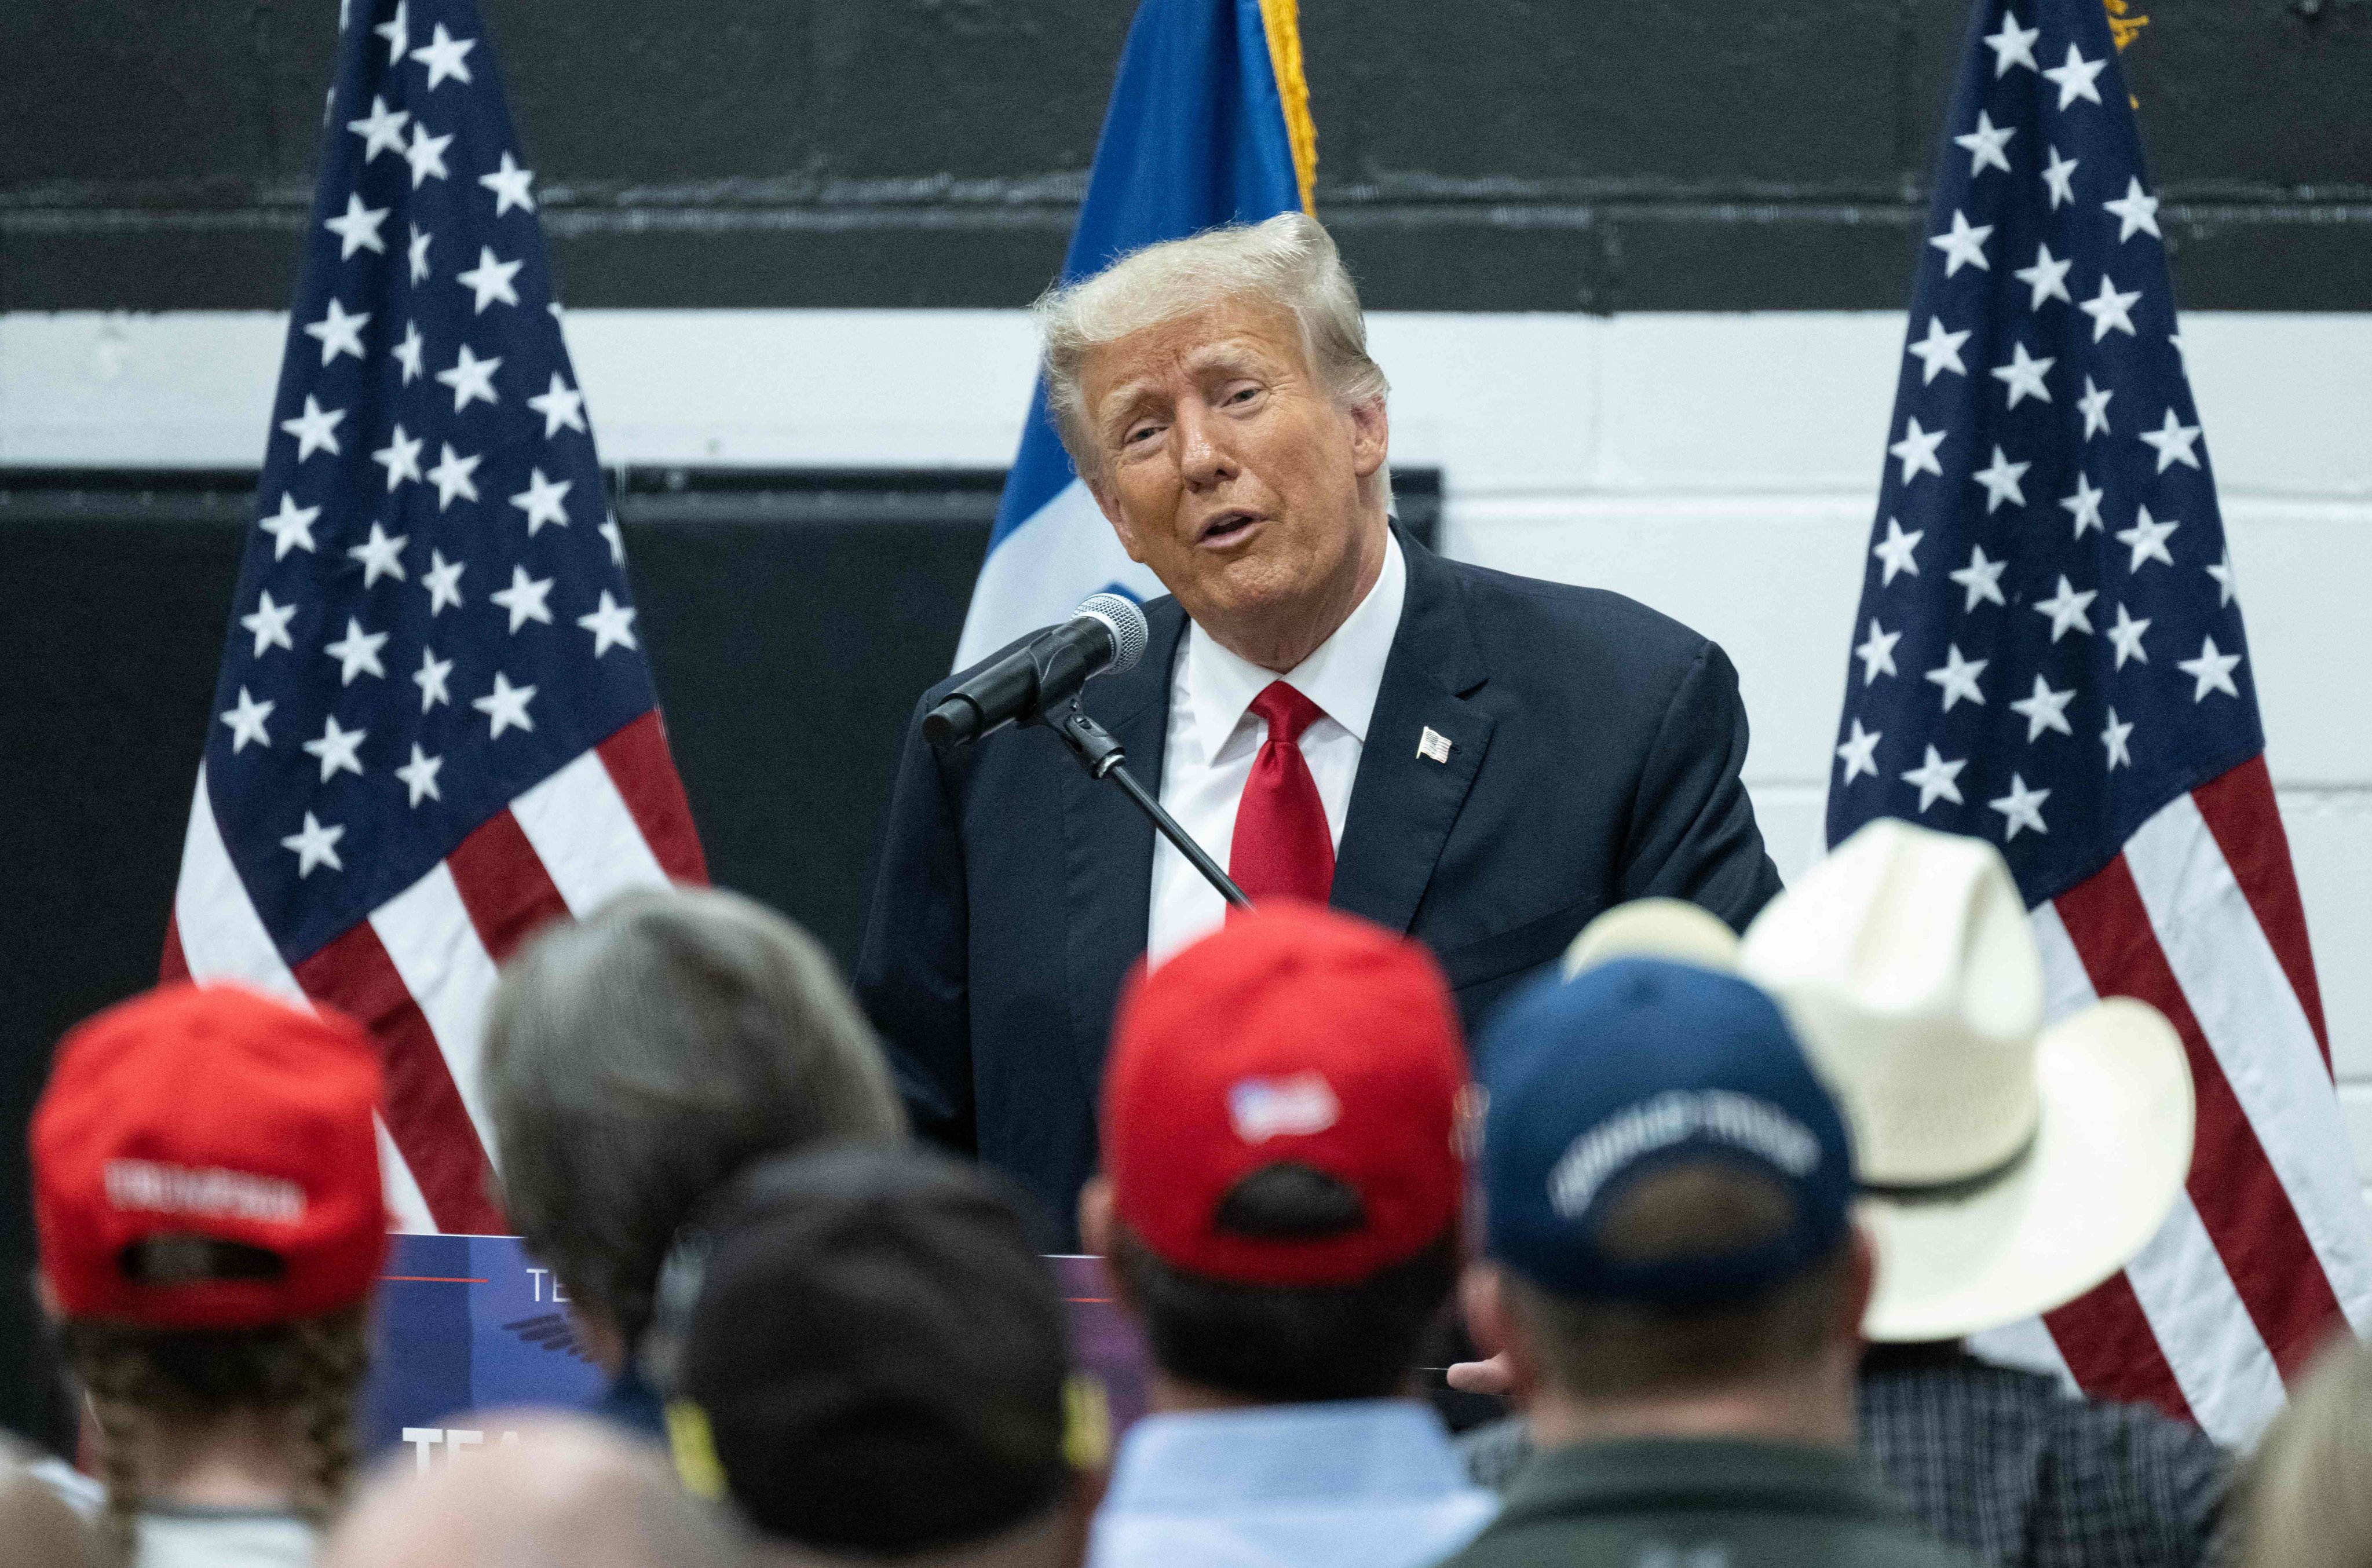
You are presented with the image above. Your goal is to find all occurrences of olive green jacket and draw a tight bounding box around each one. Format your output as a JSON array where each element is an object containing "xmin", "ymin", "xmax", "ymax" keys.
[{"xmin": 1438, "ymin": 1435, "xmax": 1984, "ymax": 1568}]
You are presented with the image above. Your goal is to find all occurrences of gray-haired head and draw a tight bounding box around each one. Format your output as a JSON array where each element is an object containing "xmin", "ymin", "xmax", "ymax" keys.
[
  {"xmin": 481, "ymin": 886, "xmax": 905, "ymax": 1346},
  {"xmin": 1034, "ymin": 212, "xmax": 1390, "ymax": 494}
]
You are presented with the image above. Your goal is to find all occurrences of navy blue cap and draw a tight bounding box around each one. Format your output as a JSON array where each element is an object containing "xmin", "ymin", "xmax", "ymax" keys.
[{"xmin": 1479, "ymin": 957, "xmax": 1854, "ymax": 1304}]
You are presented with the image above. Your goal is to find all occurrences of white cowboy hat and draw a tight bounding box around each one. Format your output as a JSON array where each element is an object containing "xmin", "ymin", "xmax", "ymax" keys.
[
  {"xmin": 1562, "ymin": 897, "xmax": 1742, "ymax": 979},
  {"xmin": 1739, "ymin": 818, "xmax": 2194, "ymax": 1343}
]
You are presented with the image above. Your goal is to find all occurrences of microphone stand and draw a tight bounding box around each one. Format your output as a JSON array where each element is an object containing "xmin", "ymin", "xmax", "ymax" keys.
[{"xmin": 1044, "ymin": 699, "xmax": 1253, "ymax": 911}]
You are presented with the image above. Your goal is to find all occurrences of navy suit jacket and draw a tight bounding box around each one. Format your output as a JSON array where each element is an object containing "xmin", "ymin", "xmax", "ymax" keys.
[{"xmin": 854, "ymin": 528, "xmax": 1783, "ymax": 1240}]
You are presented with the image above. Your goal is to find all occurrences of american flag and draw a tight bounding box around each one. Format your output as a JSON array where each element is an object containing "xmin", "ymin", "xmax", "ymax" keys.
[
  {"xmin": 1830, "ymin": 0, "xmax": 2369, "ymax": 1442},
  {"xmin": 160, "ymin": 0, "xmax": 705, "ymax": 1236}
]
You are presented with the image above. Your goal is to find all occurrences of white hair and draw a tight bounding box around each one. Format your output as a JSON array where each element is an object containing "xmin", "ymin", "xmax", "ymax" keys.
[{"xmin": 1033, "ymin": 212, "xmax": 1391, "ymax": 487}]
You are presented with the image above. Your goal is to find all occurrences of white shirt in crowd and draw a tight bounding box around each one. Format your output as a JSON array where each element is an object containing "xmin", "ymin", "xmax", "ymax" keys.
[
  {"xmin": 1087, "ymin": 1398, "xmax": 1496, "ymax": 1568},
  {"xmin": 1149, "ymin": 531, "xmax": 1409, "ymax": 964},
  {"xmin": 136, "ymin": 1506, "xmax": 320, "ymax": 1568}
]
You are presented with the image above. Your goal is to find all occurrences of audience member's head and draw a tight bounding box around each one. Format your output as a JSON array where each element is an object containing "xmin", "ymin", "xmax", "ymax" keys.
[
  {"xmin": 321, "ymin": 1414, "xmax": 740, "ymax": 1568},
  {"xmin": 652, "ymin": 1143, "xmax": 1091, "ymax": 1568},
  {"xmin": 481, "ymin": 886, "xmax": 906, "ymax": 1370},
  {"xmin": 2236, "ymin": 1333, "xmax": 2372, "ymax": 1568},
  {"xmin": 1467, "ymin": 956, "xmax": 1869, "ymax": 1448},
  {"xmin": 1739, "ymin": 818, "xmax": 2192, "ymax": 1343},
  {"xmin": 32, "ymin": 984, "xmax": 386, "ymax": 1563},
  {"xmin": 1081, "ymin": 904, "xmax": 1468, "ymax": 1406}
]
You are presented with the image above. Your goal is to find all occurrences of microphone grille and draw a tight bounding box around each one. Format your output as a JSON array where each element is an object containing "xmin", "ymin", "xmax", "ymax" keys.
[{"xmin": 1075, "ymin": 593, "xmax": 1150, "ymax": 677}]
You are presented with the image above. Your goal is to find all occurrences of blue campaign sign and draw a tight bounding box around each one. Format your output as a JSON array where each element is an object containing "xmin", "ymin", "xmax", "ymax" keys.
[
  {"xmin": 361, "ymin": 1236, "xmax": 1152, "ymax": 1461},
  {"xmin": 361, "ymin": 1233, "xmax": 603, "ymax": 1455}
]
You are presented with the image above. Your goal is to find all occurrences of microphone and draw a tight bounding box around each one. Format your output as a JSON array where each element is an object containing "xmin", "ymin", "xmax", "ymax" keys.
[{"xmin": 924, "ymin": 594, "xmax": 1150, "ymax": 752}]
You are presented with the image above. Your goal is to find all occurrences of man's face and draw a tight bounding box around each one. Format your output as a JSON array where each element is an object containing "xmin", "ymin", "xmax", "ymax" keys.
[{"xmin": 1077, "ymin": 296, "xmax": 1388, "ymax": 662}]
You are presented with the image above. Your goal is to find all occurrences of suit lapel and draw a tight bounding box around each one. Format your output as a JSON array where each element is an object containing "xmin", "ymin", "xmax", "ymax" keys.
[
  {"xmin": 1331, "ymin": 529, "xmax": 1496, "ymax": 935},
  {"xmin": 1057, "ymin": 595, "xmax": 1186, "ymax": 1094},
  {"xmin": 1043, "ymin": 532, "xmax": 1491, "ymax": 1092}
]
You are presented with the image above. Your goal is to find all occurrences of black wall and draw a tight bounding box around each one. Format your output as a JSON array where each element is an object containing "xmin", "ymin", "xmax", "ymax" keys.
[{"xmin": 4, "ymin": 0, "xmax": 2369, "ymax": 313}]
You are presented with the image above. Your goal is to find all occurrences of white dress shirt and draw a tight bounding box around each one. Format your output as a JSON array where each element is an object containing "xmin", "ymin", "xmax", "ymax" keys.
[
  {"xmin": 1148, "ymin": 531, "xmax": 1408, "ymax": 964},
  {"xmin": 1086, "ymin": 1399, "xmax": 1497, "ymax": 1568}
]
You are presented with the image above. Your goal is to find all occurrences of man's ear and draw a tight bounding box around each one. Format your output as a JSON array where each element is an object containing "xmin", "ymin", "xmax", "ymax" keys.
[
  {"xmin": 1077, "ymin": 1177, "xmax": 1139, "ymax": 1320},
  {"xmin": 1461, "ymin": 1262, "xmax": 1548, "ymax": 1403},
  {"xmin": 1461, "ymin": 1261, "xmax": 1509, "ymax": 1361},
  {"xmin": 1347, "ymin": 394, "xmax": 1390, "ymax": 482},
  {"xmin": 1078, "ymin": 1175, "xmax": 1115, "ymax": 1258},
  {"xmin": 567, "ymin": 1307, "xmax": 631, "ymax": 1378},
  {"xmin": 1840, "ymin": 1222, "xmax": 1878, "ymax": 1348}
]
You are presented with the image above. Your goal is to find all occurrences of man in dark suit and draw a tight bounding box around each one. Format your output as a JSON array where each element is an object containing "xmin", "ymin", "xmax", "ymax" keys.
[{"xmin": 857, "ymin": 212, "xmax": 1782, "ymax": 1238}]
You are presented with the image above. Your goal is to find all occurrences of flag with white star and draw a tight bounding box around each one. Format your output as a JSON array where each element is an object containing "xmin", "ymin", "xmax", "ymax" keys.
[
  {"xmin": 163, "ymin": 0, "xmax": 706, "ymax": 1235},
  {"xmin": 1828, "ymin": 0, "xmax": 2365, "ymax": 1442}
]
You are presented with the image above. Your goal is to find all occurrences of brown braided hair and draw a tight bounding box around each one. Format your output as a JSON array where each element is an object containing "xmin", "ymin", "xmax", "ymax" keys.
[{"xmin": 60, "ymin": 1307, "xmax": 370, "ymax": 1566}]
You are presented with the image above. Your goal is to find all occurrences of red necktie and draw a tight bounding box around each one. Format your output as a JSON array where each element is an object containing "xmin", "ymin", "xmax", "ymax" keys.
[{"xmin": 1229, "ymin": 682, "xmax": 1335, "ymax": 906}]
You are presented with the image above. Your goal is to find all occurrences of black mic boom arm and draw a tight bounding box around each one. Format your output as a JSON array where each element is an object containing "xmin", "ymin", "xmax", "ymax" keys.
[{"xmin": 1047, "ymin": 701, "xmax": 1253, "ymax": 912}]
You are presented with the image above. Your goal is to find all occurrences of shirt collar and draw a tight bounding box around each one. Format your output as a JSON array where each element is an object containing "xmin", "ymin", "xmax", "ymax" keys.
[
  {"xmin": 1103, "ymin": 1398, "xmax": 1474, "ymax": 1513},
  {"xmin": 1497, "ymin": 1436, "xmax": 1907, "ymax": 1529},
  {"xmin": 1180, "ymin": 529, "xmax": 1408, "ymax": 759}
]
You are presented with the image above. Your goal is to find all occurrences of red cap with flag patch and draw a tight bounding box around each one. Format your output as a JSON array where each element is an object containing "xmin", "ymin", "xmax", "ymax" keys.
[
  {"xmin": 1102, "ymin": 902, "xmax": 1468, "ymax": 1286},
  {"xmin": 33, "ymin": 983, "xmax": 388, "ymax": 1329}
]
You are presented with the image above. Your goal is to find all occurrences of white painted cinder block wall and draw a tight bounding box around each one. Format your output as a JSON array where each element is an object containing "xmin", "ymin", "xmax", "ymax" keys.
[{"xmin": 5, "ymin": 306, "xmax": 2367, "ymax": 1176}]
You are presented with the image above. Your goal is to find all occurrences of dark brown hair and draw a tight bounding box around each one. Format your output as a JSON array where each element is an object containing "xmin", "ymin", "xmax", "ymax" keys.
[
  {"xmin": 60, "ymin": 1307, "xmax": 368, "ymax": 1566},
  {"xmin": 1111, "ymin": 1164, "xmax": 1458, "ymax": 1406},
  {"xmin": 1509, "ymin": 1160, "xmax": 1851, "ymax": 1399}
]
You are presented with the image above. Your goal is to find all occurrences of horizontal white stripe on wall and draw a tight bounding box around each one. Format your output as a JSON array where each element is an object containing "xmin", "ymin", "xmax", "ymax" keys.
[{"xmin": 7, "ymin": 309, "xmax": 2366, "ymax": 494}]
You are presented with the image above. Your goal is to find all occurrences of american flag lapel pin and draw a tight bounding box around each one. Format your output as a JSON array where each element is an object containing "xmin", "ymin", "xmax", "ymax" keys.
[{"xmin": 1417, "ymin": 726, "xmax": 1452, "ymax": 764}]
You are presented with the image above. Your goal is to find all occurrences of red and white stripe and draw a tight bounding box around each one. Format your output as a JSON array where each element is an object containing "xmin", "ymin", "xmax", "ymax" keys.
[
  {"xmin": 2002, "ymin": 756, "xmax": 2370, "ymax": 1446},
  {"xmin": 160, "ymin": 711, "xmax": 705, "ymax": 1236}
]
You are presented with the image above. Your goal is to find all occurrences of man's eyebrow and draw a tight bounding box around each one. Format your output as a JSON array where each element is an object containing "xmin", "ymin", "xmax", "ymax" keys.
[
  {"xmin": 1092, "ymin": 338, "xmax": 1277, "ymax": 433},
  {"xmin": 1094, "ymin": 378, "xmax": 1163, "ymax": 436}
]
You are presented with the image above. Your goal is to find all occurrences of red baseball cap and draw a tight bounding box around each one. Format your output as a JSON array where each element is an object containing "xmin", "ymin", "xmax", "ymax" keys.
[
  {"xmin": 32, "ymin": 984, "xmax": 389, "ymax": 1329},
  {"xmin": 1102, "ymin": 903, "xmax": 1468, "ymax": 1286}
]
